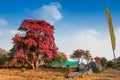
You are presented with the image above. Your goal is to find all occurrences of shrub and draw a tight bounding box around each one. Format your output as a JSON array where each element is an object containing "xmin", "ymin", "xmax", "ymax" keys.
[
  {"xmin": 21, "ymin": 67, "xmax": 26, "ymax": 72},
  {"xmin": 101, "ymin": 57, "xmax": 108, "ymax": 67},
  {"xmin": 107, "ymin": 60, "xmax": 114, "ymax": 68},
  {"xmin": 0, "ymin": 53, "xmax": 9, "ymax": 67},
  {"xmin": 63, "ymin": 66, "xmax": 74, "ymax": 78},
  {"xmin": 93, "ymin": 69, "xmax": 102, "ymax": 73}
]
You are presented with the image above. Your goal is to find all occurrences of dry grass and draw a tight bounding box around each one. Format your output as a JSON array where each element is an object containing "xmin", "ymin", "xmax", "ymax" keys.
[{"xmin": 0, "ymin": 68, "xmax": 120, "ymax": 80}]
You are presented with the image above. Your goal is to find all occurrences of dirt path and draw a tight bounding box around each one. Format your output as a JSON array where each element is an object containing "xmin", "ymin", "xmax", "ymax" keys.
[
  {"xmin": 84, "ymin": 68, "xmax": 120, "ymax": 80},
  {"xmin": 0, "ymin": 68, "xmax": 120, "ymax": 80}
]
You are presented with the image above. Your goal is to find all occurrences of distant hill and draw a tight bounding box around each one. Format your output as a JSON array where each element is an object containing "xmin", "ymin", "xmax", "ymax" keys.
[{"xmin": 0, "ymin": 48, "xmax": 8, "ymax": 54}]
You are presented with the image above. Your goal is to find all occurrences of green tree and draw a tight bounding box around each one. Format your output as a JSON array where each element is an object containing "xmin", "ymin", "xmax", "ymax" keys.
[
  {"xmin": 8, "ymin": 45, "xmax": 15, "ymax": 62},
  {"xmin": 0, "ymin": 53, "xmax": 9, "ymax": 67},
  {"xmin": 116, "ymin": 57, "xmax": 120, "ymax": 69},
  {"xmin": 107, "ymin": 60, "xmax": 114, "ymax": 68},
  {"xmin": 101, "ymin": 57, "xmax": 108, "ymax": 67},
  {"xmin": 53, "ymin": 51, "xmax": 67, "ymax": 67},
  {"xmin": 84, "ymin": 50, "xmax": 92, "ymax": 64}
]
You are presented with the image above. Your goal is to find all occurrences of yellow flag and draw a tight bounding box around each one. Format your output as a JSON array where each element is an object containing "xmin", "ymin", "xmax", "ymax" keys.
[{"xmin": 105, "ymin": 7, "xmax": 116, "ymax": 51}]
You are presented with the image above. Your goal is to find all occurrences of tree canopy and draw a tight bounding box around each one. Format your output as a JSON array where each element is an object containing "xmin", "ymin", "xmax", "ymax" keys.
[
  {"xmin": 11, "ymin": 20, "xmax": 57, "ymax": 69},
  {"xmin": 70, "ymin": 49, "xmax": 92, "ymax": 64}
]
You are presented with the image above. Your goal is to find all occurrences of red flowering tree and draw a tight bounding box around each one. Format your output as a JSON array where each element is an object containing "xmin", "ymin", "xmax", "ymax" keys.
[
  {"xmin": 94, "ymin": 56, "xmax": 101, "ymax": 63},
  {"xmin": 11, "ymin": 20, "xmax": 57, "ymax": 69},
  {"xmin": 54, "ymin": 51, "xmax": 67, "ymax": 63},
  {"xmin": 70, "ymin": 49, "xmax": 85, "ymax": 64},
  {"xmin": 53, "ymin": 51, "xmax": 67, "ymax": 67},
  {"xmin": 84, "ymin": 50, "xmax": 92, "ymax": 64}
]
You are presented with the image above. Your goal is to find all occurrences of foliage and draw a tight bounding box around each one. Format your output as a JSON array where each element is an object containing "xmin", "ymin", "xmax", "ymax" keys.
[
  {"xmin": 11, "ymin": 20, "xmax": 57, "ymax": 69},
  {"xmin": 105, "ymin": 57, "xmax": 120, "ymax": 69},
  {"xmin": 70, "ymin": 49, "xmax": 85, "ymax": 64},
  {"xmin": 107, "ymin": 60, "xmax": 115, "ymax": 68},
  {"xmin": 94, "ymin": 56, "xmax": 101, "ymax": 63},
  {"xmin": 70, "ymin": 49, "xmax": 92, "ymax": 64},
  {"xmin": 0, "ymin": 48, "xmax": 8, "ymax": 54},
  {"xmin": 101, "ymin": 57, "xmax": 108, "ymax": 67},
  {"xmin": 70, "ymin": 49, "xmax": 84, "ymax": 59},
  {"xmin": 8, "ymin": 45, "xmax": 16, "ymax": 62},
  {"xmin": 84, "ymin": 50, "xmax": 92, "ymax": 64},
  {"xmin": 0, "ymin": 53, "xmax": 9, "ymax": 67},
  {"xmin": 42, "ymin": 46, "xmax": 59, "ymax": 68},
  {"xmin": 53, "ymin": 51, "xmax": 67, "ymax": 67},
  {"xmin": 116, "ymin": 57, "xmax": 120, "ymax": 68},
  {"xmin": 21, "ymin": 67, "xmax": 26, "ymax": 72},
  {"xmin": 54, "ymin": 51, "xmax": 67, "ymax": 63},
  {"xmin": 93, "ymin": 69, "xmax": 102, "ymax": 73},
  {"xmin": 0, "ymin": 48, "xmax": 9, "ymax": 67},
  {"xmin": 65, "ymin": 66, "xmax": 73, "ymax": 76}
]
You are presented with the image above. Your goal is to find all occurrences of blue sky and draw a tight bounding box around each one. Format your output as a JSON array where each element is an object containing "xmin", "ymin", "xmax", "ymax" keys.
[{"xmin": 0, "ymin": 0, "xmax": 120, "ymax": 60}]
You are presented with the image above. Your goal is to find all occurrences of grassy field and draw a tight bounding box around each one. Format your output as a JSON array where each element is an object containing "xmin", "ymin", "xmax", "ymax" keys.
[{"xmin": 0, "ymin": 68, "xmax": 120, "ymax": 80}]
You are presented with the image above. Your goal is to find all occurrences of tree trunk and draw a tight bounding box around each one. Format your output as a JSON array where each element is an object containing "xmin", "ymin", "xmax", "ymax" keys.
[
  {"xmin": 34, "ymin": 59, "xmax": 40, "ymax": 70},
  {"xmin": 31, "ymin": 64, "xmax": 35, "ymax": 70},
  {"xmin": 26, "ymin": 59, "xmax": 35, "ymax": 69}
]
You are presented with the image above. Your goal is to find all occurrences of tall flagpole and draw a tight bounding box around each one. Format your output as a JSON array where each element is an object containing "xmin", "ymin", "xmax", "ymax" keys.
[{"xmin": 105, "ymin": 7, "xmax": 116, "ymax": 61}]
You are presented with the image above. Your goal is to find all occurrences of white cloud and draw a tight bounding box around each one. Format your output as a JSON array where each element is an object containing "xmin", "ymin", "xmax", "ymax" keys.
[
  {"xmin": 0, "ymin": 19, "xmax": 7, "ymax": 25},
  {"xmin": 10, "ymin": 29, "xmax": 19, "ymax": 36},
  {"xmin": 115, "ymin": 27, "xmax": 120, "ymax": 58},
  {"xmin": 32, "ymin": 2, "xmax": 62, "ymax": 24},
  {"xmin": 56, "ymin": 28, "xmax": 120, "ymax": 60},
  {"xmin": 0, "ymin": 29, "xmax": 13, "ymax": 51},
  {"xmin": 0, "ymin": 32, "xmax": 2, "ymax": 36},
  {"xmin": 0, "ymin": 39, "xmax": 13, "ymax": 51}
]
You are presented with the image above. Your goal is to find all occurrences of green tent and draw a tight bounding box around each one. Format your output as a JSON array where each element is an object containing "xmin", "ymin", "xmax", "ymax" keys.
[{"xmin": 51, "ymin": 61, "xmax": 78, "ymax": 67}]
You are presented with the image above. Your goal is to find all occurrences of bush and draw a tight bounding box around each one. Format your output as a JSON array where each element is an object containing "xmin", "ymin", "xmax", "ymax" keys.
[
  {"xmin": 67, "ymin": 66, "xmax": 73, "ymax": 73},
  {"xmin": 117, "ymin": 61, "xmax": 120, "ymax": 67},
  {"xmin": 107, "ymin": 61, "xmax": 115, "ymax": 68},
  {"xmin": 21, "ymin": 67, "xmax": 26, "ymax": 72},
  {"xmin": 4, "ymin": 62, "xmax": 9, "ymax": 68},
  {"xmin": 101, "ymin": 57, "xmax": 108, "ymax": 67},
  {"xmin": 93, "ymin": 69, "xmax": 102, "ymax": 73},
  {"xmin": 63, "ymin": 66, "xmax": 74, "ymax": 78},
  {"xmin": 0, "ymin": 53, "xmax": 9, "ymax": 67}
]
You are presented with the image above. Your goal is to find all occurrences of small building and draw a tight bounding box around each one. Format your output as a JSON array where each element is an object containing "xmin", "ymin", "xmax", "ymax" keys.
[{"xmin": 51, "ymin": 61, "xmax": 78, "ymax": 67}]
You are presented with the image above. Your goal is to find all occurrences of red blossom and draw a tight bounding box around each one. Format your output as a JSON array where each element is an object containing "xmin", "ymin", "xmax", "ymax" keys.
[
  {"xmin": 94, "ymin": 56, "xmax": 101, "ymax": 62},
  {"xmin": 12, "ymin": 19, "xmax": 57, "ymax": 67},
  {"xmin": 23, "ymin": 38, "xmax": 37, "ymax": 46},
  {"xmin": 12, "ymin": 34, "xmax": 22, "ymax": 43},
  {"xmin": 60, "ymin": 52, "xmax": 67, "ymax": 60},
  {"xmin": 71, "ymin": 49, "xmax": 85, "ymax": 58}
]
